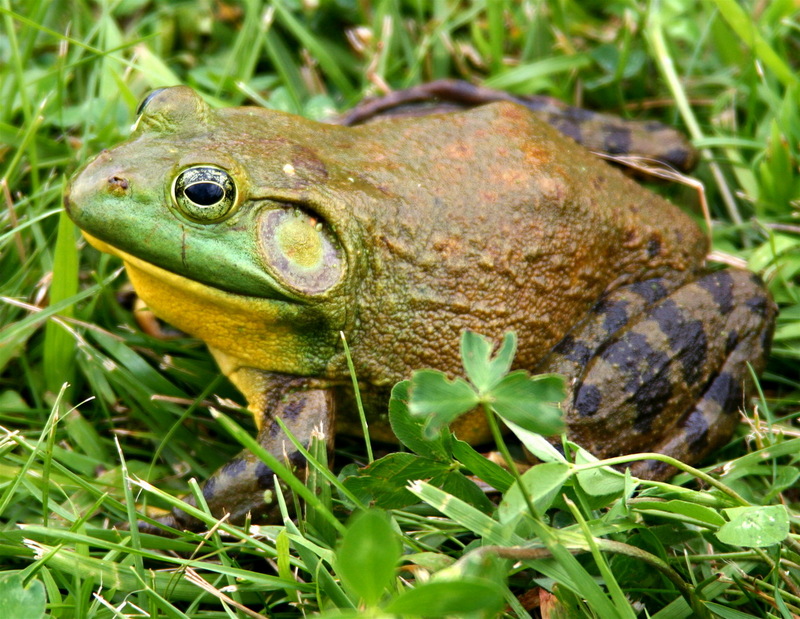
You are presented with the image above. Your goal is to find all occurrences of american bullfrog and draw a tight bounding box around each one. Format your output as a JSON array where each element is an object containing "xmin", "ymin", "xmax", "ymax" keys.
[{"xmin": 64, "ymin": 84, "xmax": 775, "ymax": 530}]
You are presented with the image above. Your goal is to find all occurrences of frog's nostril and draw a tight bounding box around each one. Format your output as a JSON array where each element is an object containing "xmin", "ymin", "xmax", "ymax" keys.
[{"xmin": 108, "ymin": 175, "xmax": 129, "ymax": 191}]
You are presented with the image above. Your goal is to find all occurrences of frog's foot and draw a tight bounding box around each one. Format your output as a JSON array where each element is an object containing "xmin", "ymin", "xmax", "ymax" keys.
[
  {"xmin": 537, "ymin": 270, "xmax": 775, "ymax": 480},
  {"xmin": 137, "ymin": 447, "xmax": 292, "ymax": 534},
  {"xmin": 138, "ymin": 388, "xmax": 334, "ymax": 534}
]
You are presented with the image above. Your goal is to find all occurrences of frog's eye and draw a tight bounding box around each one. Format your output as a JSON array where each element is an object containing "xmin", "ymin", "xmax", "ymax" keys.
[
  {"xmin": 259, "ymin": 207, "xmax": 344, "ymax": 295},
  {"xmin": 171, "ymin": 166, "xmax": 238, "ymax": 223}
]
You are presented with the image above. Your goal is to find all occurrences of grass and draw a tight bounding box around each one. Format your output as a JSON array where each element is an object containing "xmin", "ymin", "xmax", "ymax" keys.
[{"xmin": 1, "ymin": 0, "xmax": 799, "ymax": 617}]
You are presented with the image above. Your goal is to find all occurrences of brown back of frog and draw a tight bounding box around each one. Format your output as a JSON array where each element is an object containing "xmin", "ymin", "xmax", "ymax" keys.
[
  {"xmin": 337, "ymin": 79, "xmax": 699, "ymax": 173},
  {"xmin": 335, "ymin": 101, "xmax": 708, "ymax": 386}
]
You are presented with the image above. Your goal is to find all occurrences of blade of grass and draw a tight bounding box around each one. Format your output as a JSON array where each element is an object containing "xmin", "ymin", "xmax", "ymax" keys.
[
  {"xmin": 43, "ymin": 209, "xmax": 78, "ymax": 394},
  {"xmin": 710, "ymin": 0, "xmax": 798, "ymax": 88}
]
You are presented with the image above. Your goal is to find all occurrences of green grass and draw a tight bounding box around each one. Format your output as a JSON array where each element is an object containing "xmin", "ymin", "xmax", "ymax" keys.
[{"xmin": 1, "ymin": 1, "xmax": 799, "ymax": 617}]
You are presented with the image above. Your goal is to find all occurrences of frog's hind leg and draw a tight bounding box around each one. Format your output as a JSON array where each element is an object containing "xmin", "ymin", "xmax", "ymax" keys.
[
  {"xmin": 627, "ymin": 276, "xmax": 775, "ymax": 479},
  {"xmin": 536, "ymin": 270, "xmax": 774, "ymax": 480}
]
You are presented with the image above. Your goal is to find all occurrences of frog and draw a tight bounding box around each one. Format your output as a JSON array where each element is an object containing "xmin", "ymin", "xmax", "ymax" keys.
[{"xmin": 64, "ymin": 84, "xmax": 775, "ymax": 531}]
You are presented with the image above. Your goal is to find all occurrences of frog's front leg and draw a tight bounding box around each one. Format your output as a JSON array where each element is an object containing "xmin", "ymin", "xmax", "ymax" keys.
[
  {"xmin": 141, "ymin": 380, "xmax": 334, "ymax": 533},
  {"xmin": 537, "ymin": 270, "xmax": 775, "ymax": 479}
]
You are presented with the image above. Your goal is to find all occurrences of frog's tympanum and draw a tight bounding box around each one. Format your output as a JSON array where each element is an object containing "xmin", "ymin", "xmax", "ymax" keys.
[{"xmin": 65, "ymin": 85, "xmax": 775, "ymax": 530}]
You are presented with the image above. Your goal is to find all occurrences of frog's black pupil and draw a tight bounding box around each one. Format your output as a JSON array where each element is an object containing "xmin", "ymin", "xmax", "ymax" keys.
[
  {"xmin": 136, "ymin": 88, "xmax": 166, "ymax": 116},
  {"xmin": 185, "ymin": 182, "xmax": 224, "ymax": 205}
]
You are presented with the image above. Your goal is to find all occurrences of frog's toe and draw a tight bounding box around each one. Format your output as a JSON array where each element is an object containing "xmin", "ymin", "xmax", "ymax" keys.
[{"xmin": 133, "ymin": 459, "xmax": 284, "ymax": 533}]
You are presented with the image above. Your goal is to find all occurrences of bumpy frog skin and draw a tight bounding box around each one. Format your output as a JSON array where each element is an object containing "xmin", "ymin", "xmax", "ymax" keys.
[{"xmin": 65, "ymin": 86, "xmax": 775, "ymax": 530}]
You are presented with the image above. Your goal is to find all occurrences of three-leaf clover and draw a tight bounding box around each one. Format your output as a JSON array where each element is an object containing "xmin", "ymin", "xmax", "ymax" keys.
[{"xmin": 408, "ymin": 331, "xmax": 565, "ymax": 438}]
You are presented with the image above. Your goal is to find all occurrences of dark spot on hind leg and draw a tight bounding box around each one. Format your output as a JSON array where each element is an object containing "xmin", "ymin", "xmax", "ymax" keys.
[
  {"xmin": 698, "ymin": 270, "xmax": 734, "ymax": 314},
  {"xmin": 746, "ymin": 295, "xmax": 769, "ymax": 317},
  {"xmin": 705, "ymin": 372, "xmax": 740, "ymax": 413},
  {"xmin": 650, "ymin": 300, "xmax": 708, "ymax": 386},
  {"xmin": 255, "ymin": 461, "xmax": 273, "ymax": 488},
  {"xmin": 629, "ymin": 279, "xmax": 669, "ymax": 304},
  {"xmin": 593, "ymin": 299, "xmax": 629, "ymax": 334},
  {"xmin": 575, "ymin": 383, "xmax": 602, "ymax": 417},
  {"xmin": 681, "ymin": 409, "xmax": 710, "ymax": 454},
  {"xmin": 603, "ymin": 126, "xmax": 632, "ymax": 154},
  {"xmin": 631, "ymin": 371, "xmax": 672, "ymax": 433},
  {"xmin": 552, "ymin": 335, "xmax": 592, "ymax": 366}
]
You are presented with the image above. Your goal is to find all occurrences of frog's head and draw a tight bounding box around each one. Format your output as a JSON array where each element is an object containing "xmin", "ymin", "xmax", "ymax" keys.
[{"xmin": 65, "ymin": 87, "xmax": 357, "ymax": 376}]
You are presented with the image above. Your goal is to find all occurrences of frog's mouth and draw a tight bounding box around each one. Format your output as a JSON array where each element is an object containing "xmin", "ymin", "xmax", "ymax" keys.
[
  {"xmin": 82, "ymin": 232, "xmax": 297, "ymax": 315},
  {"xmin": 82, "ymin": 232, "xmax": 334, "ymax": 376}
]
